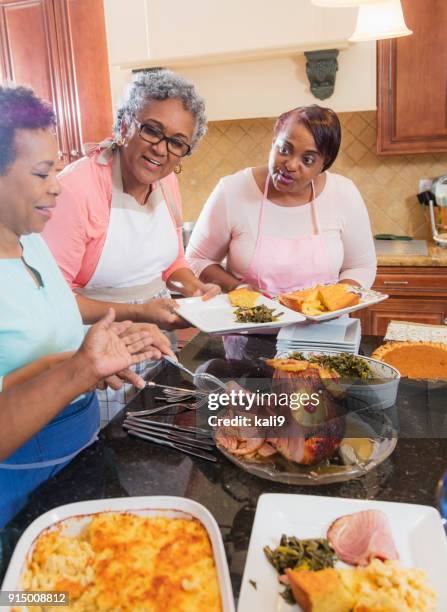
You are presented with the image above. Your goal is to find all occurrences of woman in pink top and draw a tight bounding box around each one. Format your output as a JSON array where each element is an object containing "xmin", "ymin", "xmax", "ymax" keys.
[
  {"xmin": 43, "ymin": 70, "xmax": 220, "ymax": 423},
  {"xmin": 186, "ymin": 105, "xmax": 376, "ymax": 296}
]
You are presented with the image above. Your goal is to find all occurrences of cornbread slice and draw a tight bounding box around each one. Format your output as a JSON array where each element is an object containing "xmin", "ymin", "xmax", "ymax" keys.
[
  {"xmin": 286, "ymin": 568, "xmax": 355, "ymax": 612},
  {"xmin": 228, "ymin": 287, "xmax": 260, "ymax": 308},
  {"xmin": 285, "ymin": 561, "xmax": 436, "ymax": 612},
  {"xmin": 278, "ymin": 288, "xmax": 319, "ymax": 312},
  {"xmin": 301, "ymin": 299, "xmax": 324, "ymax": 315},
  {"xmin": 318, "ymin": 284, "xmax": 360, "ymax": 312}
]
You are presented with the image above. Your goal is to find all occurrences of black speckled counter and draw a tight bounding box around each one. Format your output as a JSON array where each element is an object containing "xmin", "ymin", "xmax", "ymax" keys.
[{"xmin": 2, "ymin": 333, "xmax": 447, "ymax": 597}]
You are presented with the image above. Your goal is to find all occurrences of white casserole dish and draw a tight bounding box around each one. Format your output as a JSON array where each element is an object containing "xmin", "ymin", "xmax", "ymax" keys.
[{"xmin": 1, "ymin": 496, "xmax": 235, "ymax": 612}]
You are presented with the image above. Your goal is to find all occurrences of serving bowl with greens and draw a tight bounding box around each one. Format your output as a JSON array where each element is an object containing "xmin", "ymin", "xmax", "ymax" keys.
[{"xmin": 275, "ymin": 351, "xmax": 401, "ymax": 411}]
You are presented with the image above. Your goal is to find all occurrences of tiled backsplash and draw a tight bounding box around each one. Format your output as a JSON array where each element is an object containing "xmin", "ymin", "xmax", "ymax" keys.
[{"xmin": 178, "ymin": 111, "xmax": 447, "ymax": 238}]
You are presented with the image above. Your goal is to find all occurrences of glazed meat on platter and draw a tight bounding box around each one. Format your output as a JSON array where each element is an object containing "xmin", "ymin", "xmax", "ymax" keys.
[{"xmin": 216, "ymin": 357, "xmax": 346, "ymax": 467}]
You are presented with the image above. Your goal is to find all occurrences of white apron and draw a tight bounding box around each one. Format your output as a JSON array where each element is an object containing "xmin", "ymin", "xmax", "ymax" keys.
[{"xmin": 77, "ymin": 147, "xmax": 181, "ymax": 426}]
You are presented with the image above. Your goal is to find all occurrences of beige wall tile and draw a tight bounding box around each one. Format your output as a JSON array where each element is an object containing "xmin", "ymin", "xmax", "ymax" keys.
[{"xmin": 178, "ymin": 112, "xmax": 447, "ymax": 236}]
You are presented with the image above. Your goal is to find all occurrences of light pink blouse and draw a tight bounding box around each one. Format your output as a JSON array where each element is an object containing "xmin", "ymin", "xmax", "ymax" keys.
[
  {"xmin": 42, "ymin": 151, "xmax": 188, "ymax": 290},
  {"xmin": 186, "ymin": 168, "xmax": 377, "ymax": 288}
]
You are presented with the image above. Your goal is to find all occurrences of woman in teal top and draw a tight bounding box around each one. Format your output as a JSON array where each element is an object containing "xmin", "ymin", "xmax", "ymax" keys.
[
  {"xmin": 0, "ymin": 232, "xmax": 85, "ymax": 391},
  {"xmin": 0, "ymin": 85, "xmax": 169, "ymax": 526}
]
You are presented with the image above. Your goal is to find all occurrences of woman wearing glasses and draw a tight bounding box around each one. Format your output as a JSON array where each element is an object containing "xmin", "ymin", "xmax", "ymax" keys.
[{"xmin": 43, "ymin": 69, "xmax": 219, "ymax": 423}]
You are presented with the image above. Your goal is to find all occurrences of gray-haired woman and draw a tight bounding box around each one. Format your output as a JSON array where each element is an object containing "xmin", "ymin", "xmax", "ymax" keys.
[{"xmin": 43, "ymin": 69, "xmax": 220, "ymax": 424}]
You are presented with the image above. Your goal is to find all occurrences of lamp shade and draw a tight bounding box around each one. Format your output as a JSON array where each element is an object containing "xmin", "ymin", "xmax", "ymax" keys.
[
  {"xmin": 311, "ymin": 0, "xmax": 379, "ymax": 6},
  {"xmin": 349, "ymin": 0, "xmax": 412, "ymax": 42}
]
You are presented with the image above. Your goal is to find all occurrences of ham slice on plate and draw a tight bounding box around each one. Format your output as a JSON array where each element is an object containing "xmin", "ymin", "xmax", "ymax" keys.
[{"xmin": 327, "ymin": 509, "xmax": 399, "ymax": 566}]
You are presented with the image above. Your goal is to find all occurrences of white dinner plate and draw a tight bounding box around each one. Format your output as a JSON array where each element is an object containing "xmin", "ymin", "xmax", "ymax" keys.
[
  {"xmin": 1, "ymin": 496, "xmax": 235, "ymax": 612},
  {"xmin": 299, "ymin": 287, "xmax": 388, "ymax": 322},
  {"xmin": 175, "ymin": 294, "xmax": 305, "ymax": 334},
  {"xmin": 238, "ymin": 493, "xmax": 447, "ymax": 612}
]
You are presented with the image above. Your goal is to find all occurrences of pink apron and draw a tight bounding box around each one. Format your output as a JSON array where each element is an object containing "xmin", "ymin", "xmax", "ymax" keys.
[{"xmin": 243, "ymin": 175, "xmax": 336, "ymax": 296}]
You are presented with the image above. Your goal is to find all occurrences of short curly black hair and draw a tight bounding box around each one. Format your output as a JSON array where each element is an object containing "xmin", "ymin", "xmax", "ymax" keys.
[
  {"xmin": 0, "ymin": 84, "xmax": 56, "ymax": 175},
  {"xmin": 274, "ymin": 105, "xmax": 341, "ymax": 171}
]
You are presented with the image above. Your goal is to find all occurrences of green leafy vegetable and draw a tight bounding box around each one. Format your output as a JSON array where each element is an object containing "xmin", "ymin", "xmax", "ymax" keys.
[
  {"xmin": 234, "ymin": 305, "xmax": 283, "ymax": 323},
  {"xmin": 264, "ymin": 535, "xmax": 337, "ymax": 604},
  {"xmin": 289, "ymin": 352, "xmax": 373, "ymax": 380}
]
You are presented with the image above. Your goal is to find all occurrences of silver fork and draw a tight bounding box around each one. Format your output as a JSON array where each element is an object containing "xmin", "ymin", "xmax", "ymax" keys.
[
  {"xmin": 145, "ymin": 381, "xmax": 206, "ymax": 395},
  {"xmin": 155, "ymin": 394, "xmax": 197, "ymax": 402},
  {"xmin": 127, "ymin": 399, "xmax": 203, "ymax": 417}
]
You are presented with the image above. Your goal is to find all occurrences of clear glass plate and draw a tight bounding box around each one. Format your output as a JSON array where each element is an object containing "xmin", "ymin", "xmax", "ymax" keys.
[{"xmin": 216, "ymin": 409, "xmax": 397, "ymax": 485}]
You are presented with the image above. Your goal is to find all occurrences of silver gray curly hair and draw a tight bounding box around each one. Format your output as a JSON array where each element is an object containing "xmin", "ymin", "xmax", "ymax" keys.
[{"xmin": 114, "ymin": 69, "xmax": 207, "ymax": 151}]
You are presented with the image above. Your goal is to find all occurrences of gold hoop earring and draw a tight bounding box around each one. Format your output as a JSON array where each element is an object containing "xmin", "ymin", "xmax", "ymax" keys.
[
  {"xmin": 115, "ymin": 135, "xmax": 128, "ymax": 147},
  {"xmin": 174, "ymin": 164, "xmax": 182, "ymax": 175}
]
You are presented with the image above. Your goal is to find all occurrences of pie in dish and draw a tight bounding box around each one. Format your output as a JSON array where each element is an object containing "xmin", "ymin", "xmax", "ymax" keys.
[
  {"xmin": 372, "ymin": 341, "xmax": 447, "ymax": 380},
  {"xmin": 278, "ymin": 284, "xmax": 360, "ymax": 316}
]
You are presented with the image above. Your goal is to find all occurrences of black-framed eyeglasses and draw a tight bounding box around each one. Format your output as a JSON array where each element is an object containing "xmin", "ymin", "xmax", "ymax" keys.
[{"xmin": 134, "ymin": 120, "xmax": 191, "ymax": 157}]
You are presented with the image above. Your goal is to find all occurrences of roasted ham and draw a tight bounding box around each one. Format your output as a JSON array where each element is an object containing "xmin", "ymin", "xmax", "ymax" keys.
[
  {"xmin": 267, "ymin": 434, "xmax": 305, "ymax": 463},
  {"xmin": 216, "ymin": 361, "xmax": 346, "ymax": 466},
  {"xmin": 267, "ymin": 360, "xmax": 345, "ymax": 465},
  {"xmin": 327, "ymin": 509, "xmax": 399, "ymax": 566},
  {"xmin": 215, "ymin": 410, "xmax": 265, "ymax": 458}
]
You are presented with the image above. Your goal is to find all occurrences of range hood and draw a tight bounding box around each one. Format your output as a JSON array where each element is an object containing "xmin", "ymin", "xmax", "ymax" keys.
[{"xmin": 104, "ymin": 0, "xmax": 376, "ymax": 120}]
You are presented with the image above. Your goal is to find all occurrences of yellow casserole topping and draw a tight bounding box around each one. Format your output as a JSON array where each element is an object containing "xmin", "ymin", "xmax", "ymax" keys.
[{"xmin": 20, "ymin": 513, "xmax": 222, "ymax": 612}]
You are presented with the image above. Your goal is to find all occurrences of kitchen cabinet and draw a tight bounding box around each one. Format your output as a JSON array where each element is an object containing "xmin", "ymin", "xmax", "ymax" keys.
[
  {"xmin": 352, "ymin": 267, "xmax": 447, "ymax": 336},
  {"xmin": 377, "ymin": 0, "xmax": 447, "ymax": 154},
  {"xmin": 0, "ymin": 0, "xmax": 112, "ymax": 166}
]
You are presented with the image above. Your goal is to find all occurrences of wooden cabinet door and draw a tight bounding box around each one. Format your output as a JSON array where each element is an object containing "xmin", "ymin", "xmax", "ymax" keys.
[
  {"xmin": 0, "ymin": 0, "xmax": 70, "ymax": 163},
  {"xmin": 353, "ymin": 298, "xmax": 447, "ymax": 336},
  {"xmin": 0, "ymin": 0, "xmax": 112, "ymax": 164},
  {"xmin": 377, "ymin": 0, "xmax": 447, "ymax": 154},
  {"xmin": 60, "ymin": 0, "xmax": 112, "ymax": 154},
  {"xmin": 0, "ymin": 0, "xmax": 55, "ymax": 101}
]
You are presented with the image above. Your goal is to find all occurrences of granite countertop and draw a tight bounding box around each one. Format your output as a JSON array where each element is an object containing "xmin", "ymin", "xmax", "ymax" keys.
[
  {"xmin": 2, "ymin": 334, "xmax": 447, "ymax": 599},
  {"xmin": 377, "ymin": 241, "xmax": 447, "ymax": 267}
]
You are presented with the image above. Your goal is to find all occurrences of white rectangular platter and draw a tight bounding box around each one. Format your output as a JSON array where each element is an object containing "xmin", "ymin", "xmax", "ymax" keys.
[
  {"xmin": 2, "ymin": 496, "xmax": 235, "ymax": 612},
  {"xmin": 175, "ymin": 293, "xmax": 305, "ymax": 334},
  {"xmin": 238, "ymin": 493, "xmax": 447, "ymax": 612}
]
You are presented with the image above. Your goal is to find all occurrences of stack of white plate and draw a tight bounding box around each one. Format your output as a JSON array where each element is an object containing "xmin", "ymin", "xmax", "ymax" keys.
[{"xmin": 276, "ymin": 317, "xmax": 361, "ymax": 355}]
